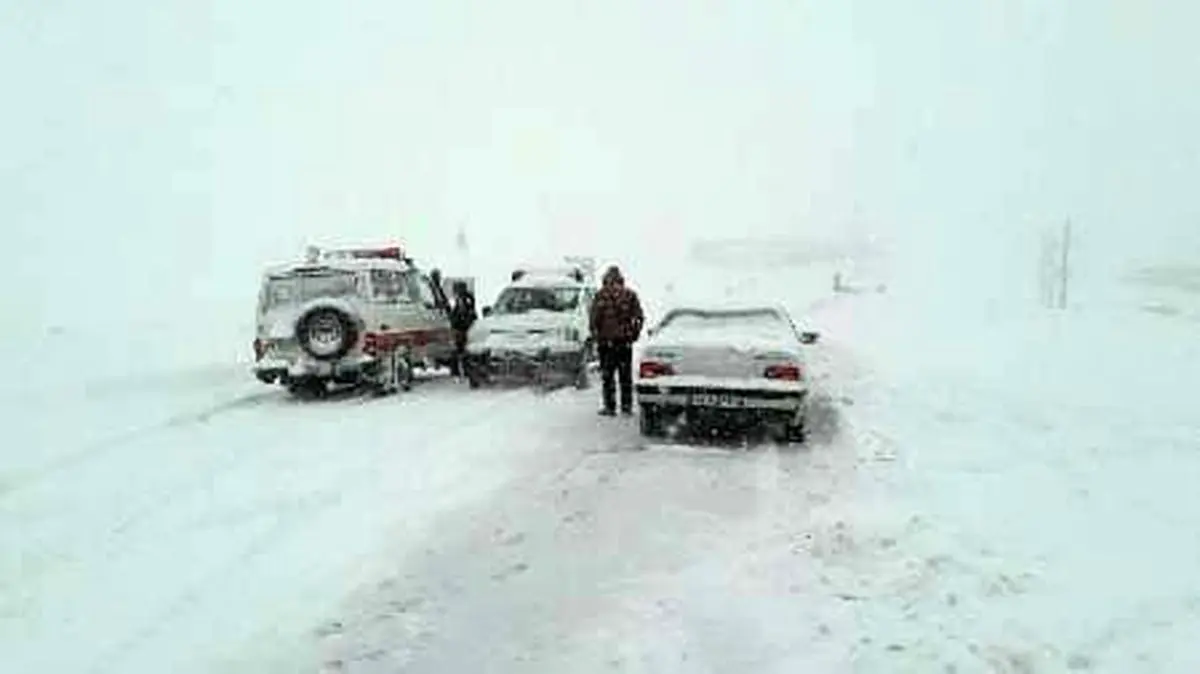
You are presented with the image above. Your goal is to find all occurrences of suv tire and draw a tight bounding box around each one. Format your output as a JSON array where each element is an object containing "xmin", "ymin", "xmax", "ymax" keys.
[{"xmin": 296, "ymin": 307, "xmax": 358, "ymax": 361}]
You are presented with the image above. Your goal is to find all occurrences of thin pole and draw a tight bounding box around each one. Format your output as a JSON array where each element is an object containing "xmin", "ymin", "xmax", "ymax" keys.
[{"xmin": 1058, "ymin": 219, "xmax": 1072, "ymax": 309}]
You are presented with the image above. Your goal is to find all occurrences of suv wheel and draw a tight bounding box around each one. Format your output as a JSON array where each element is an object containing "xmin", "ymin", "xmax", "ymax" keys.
[
  {"xmin": 288, "ymin": 377, "xmax": 327, "ymax": 400},
  {"xmin": 297, "ymin": 307, "xmax": 358, "ymax": 361},
  {"xmin": 396, "ymin": 353, "xmax": 415, "ymax": 392}
]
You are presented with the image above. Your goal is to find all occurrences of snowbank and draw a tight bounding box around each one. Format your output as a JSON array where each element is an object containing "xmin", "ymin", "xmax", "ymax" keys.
[{"xmin": 806, "ymin": 286, "xmax": 1200, "ymax": 672}]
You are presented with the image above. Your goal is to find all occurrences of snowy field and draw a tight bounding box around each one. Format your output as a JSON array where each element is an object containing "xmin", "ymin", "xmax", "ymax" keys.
[{"xmin": 4, "ymin": 245, "xmax": 1200, "ymax": 674}]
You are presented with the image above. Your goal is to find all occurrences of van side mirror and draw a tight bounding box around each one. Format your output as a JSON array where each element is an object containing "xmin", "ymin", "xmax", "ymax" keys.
[
  {"xmin": 800, "ymin": 331, "xmax": 820, "ymax": 344},
  {"xmin": 482, "ymin": 306, "xmax": 493, "ymax": 317}
]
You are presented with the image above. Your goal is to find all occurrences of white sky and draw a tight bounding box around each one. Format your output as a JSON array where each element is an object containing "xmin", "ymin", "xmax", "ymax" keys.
[{"xmin": 3, "ymin": 0, "xmax": 1198, "ymax": 336}]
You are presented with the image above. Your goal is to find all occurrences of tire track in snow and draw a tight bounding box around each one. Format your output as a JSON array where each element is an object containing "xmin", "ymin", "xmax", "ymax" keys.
[
  {"xmin": 306, "ymin": 288, "xmax": 867, "ymax": 672},
  {"xmin": 70, "ymin": 380, "xmax": 522, "ymax": 580},
  {"xmin": 83, "ymin": 382, "xmax": 572, "ymax": 674},
  {"xmin": 94, "ymin": 378, "xmax": 477, "ymax": 542},
  {"xmin": 0, "ymin": 388, "xmax": 277, "ymax": 503},
  {"xmin": 313, "ymin": 408, "xmax": 855, "ymax": 672},
  {"xmin": 2, "ymin": 367, "xmax": 448, "ymax": 504},
  {"xmin": 5, "ymin": 377, "xmax": 537, "ymax": 673}
]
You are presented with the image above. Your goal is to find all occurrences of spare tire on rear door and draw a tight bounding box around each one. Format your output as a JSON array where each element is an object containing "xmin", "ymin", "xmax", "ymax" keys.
[{"xmin": 296, "ymin": 306, "xmax": 358, "ymax": 361}]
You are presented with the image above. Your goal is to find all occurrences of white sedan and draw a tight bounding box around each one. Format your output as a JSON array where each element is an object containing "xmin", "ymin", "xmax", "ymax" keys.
[{"xmin": 634, "ymin": 304, "xmax": 819, "ymax": 443}]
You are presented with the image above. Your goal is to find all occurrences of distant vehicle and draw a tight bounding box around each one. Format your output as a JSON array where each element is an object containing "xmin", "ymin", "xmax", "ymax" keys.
[
  {"xmin": 464, "ymin": 260, "xmax": 598, "ymax": 390},
  {"xmin": 634, "ymin": 304, "xmax": 820, "ymax": 443},
  {"xmin": 252, "ymin": 245, "xmax": 462, "ymax": 398}
]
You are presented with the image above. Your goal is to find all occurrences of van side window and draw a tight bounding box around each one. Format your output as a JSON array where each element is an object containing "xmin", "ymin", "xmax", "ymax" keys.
[
  {"xmin": 415, "ymin": 275, "xmax": 439, "ymax": 307},
  {"xmin": 371, "ymin": 269, "xmax": 405, "ymax": 303},
  {"xmin": 400, "ymin": 272, "xmax": 424, "ymax": 303}
]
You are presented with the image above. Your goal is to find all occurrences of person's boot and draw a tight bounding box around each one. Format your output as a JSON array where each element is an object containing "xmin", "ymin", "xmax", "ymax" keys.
[{"xmin": 598, "ymin": 408, "xmax": 616, "ymax": 417}]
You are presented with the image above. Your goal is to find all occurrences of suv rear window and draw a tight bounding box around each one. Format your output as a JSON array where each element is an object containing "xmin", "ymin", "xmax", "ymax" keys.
[{"xmin": 264, "ymin": 271, "xmax": 360, "ymax": 309}]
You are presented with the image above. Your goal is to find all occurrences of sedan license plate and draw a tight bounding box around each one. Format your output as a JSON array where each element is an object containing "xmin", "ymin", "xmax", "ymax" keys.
[{"xmin": 690, "ymin": 392, "xmax": 750, "ymax": 408}]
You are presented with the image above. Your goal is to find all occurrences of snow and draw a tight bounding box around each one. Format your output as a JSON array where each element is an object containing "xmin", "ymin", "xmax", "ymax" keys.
[
  {"xmin": 8, "ymin": 0, "xmax": 1200, "ymax": 667},
  {"xmin": 647, "ymin": 310, "xmax": 799, "ymax": 356},
  {"xmin": 5, "ymin": 238, "xmax": 1200, "ymax": 674},
  {"xmin": 303, "ymin": 252, "xmax": 1200, "ymax": 673},
  {"xmin": 263, "ymin": 254, "xmax": 417, "ymax": 277},
  {"xmin": 822, "ymin": 290, "xmax": 1200, "ymax": 673},
  {"xmin": 1, "ymin": 376, "xmax": 596, "ymax": 674}
]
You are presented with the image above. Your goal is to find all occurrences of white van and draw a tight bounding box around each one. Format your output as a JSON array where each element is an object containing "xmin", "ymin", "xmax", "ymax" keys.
[{"xmin": 464, "ymin": 260, "xmax": 597, "ymax": 390}]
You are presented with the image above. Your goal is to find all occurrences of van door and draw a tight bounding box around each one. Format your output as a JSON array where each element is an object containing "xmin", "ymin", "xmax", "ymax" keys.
[
  {"xmin": 401, "ymin": 271, "xmax": 454, "ymax": 364},
  {"xmin": 369, "ymin": 269, "xmax": 424, "ymax": 348}
]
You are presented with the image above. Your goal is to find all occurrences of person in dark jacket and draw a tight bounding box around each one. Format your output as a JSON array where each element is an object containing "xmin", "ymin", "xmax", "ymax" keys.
[
  {"xmin": 448, "ymin": 280, "xmax": 477, "ymax": 377},
  {"xmin": 589, "ymin": 265, "xmax": 644, "ymax": 415}
]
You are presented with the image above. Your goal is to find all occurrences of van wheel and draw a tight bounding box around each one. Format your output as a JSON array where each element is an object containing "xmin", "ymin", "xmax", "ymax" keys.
[
  {"xmin": 466, "ymin": 362, "xmax": 486, "ymax": 389},
  {"xmin": 572, "ymin": 352, "xmax": 591, "ymax": 390}
]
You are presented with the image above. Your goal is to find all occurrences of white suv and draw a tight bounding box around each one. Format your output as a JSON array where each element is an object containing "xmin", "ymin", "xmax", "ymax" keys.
[
  {"xmin": 252, "ymin": 245, "xmax": 461, "ymax": 398},
  {"xmin": 464, "ymin": 261, "xmax": 597, "ymax": 390}
]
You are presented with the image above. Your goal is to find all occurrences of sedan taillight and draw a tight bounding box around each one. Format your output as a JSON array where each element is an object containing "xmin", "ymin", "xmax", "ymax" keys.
[
  {"xmin": 253, "ymin": 338, "xmax": 265, "ymax": 361},
  {"xmin": 764, "ymin": 363, "xmax": 803, "ymax": 381},
  {"xmin": 639, "ymin": 360, "xmax": 675, "ymax": 379}
]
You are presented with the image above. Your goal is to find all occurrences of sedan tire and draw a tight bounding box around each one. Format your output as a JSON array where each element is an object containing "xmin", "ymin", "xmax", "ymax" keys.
[{"xmin": 639, "ymin": 403, "xmax": 666, "ymax": 438}]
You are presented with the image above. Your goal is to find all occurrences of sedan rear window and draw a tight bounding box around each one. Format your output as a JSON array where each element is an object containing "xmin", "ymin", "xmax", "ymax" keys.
[
  {"xmin": 656, "ymin": 308, "xmax": 796, "ymax": 342},
  {"xmin": 659, "ymin": 309, "xmax": 785, "ymax": 332}
]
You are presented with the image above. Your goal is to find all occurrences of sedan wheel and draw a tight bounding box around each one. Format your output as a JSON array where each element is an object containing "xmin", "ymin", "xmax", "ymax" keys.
[{"xmin": 639, "ymin": 404, "xmax": 666, "ymax": 438}]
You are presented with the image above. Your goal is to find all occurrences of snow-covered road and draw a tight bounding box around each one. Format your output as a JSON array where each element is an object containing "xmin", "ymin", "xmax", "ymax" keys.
[
  {"xmin": 6, "ymin": 250, "xmax": 1200, "ymax": 674},
  {"xmin": 309, "ymin": 284, "xmax": 1200, "ymax": 673},
  {"xmin": 2, "ymin": 371, "xmax": 653, "ymax": 673}
]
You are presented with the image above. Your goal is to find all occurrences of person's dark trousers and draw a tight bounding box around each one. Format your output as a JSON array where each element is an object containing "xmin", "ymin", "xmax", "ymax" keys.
[
  {"xmin": 449, "ymin": 330, "xmax": 468, "ymax": 376},
  {"xmin": 598, "ymin": 341, "xmax": 633, "ymax": 413}
]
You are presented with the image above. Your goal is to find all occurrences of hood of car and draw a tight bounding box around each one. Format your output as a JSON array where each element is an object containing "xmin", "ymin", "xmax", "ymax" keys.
[{"xmin": 477, "ymin": 310, "xmax": 572, "ymax": 335}]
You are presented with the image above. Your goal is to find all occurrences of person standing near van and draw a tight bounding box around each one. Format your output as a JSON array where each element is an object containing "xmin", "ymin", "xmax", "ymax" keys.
[
  {"xmin": 448, "ymin": 280, "xmax": 477, "ymax": 377},
  {"xmin": 589, "ymin": 265, "xmax": 644, "ymax": 416}
]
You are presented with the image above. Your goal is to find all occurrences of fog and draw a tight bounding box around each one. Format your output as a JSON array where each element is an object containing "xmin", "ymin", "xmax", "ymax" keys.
[{"xmin": 3, "ymin": 0, "xmax": 1198, "ymax": 369}]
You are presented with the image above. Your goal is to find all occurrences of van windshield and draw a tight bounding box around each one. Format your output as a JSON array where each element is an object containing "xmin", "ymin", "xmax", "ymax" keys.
[
  {"xmin": 263, "ymin": 271, "xmax": 360, "ymax": 309},
  {"xmin": 492, "ymin": 286, "xmax": 580, "ymax": 314}
]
